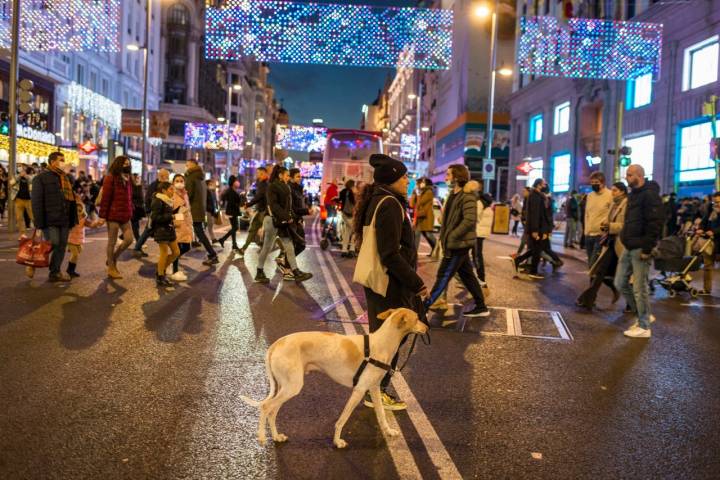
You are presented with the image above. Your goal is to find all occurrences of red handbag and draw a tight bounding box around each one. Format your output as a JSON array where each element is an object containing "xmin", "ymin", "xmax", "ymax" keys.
[{"xmin": 16, "ymin": 230, "xmax": 52, "ymax": 268}]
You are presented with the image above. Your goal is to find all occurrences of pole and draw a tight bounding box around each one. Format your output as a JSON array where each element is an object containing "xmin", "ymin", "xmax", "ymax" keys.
[
  {"xmin": 710, "ymin": 95, "xmax": 719, "ymax": 192},
  {"xmin": 226, "ymin": 79, "xmax": 232, "ymax": 175},
  {"xmin": 7, "ymin": 0, "xmax": 21, "ymax": 233},
  {"xmin": 415, "ymin": 80, "xmax": 422, "ymax": 173},
  {"xmin": 614, "ymin": 100, "xmax": 624, "ymax": 183},
  {"xmin": 140, "ymin": 0, "xmax": 151, "ymax": 182},
  {"xmin": 484, "ymin": 0, "xmax": 498, "ymax": 195}
]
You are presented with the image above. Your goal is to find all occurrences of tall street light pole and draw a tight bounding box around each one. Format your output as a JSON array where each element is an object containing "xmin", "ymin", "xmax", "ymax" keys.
[
  {"xmin": 142, "ymin": 0, "xmax": 151, "ymax": 182},
  {"xmin": 7, "ymin": 0, "xmax": 21, "ymax": 233},
  {"xmin": 484, "ymin": 0, "xmax": 499, "ymax": 195}
]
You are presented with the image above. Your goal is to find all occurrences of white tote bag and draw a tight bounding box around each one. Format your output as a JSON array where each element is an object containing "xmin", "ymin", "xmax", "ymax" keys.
[{"xmin": 353, "ymin": 195, "xmax": 403, "ymax": 297}]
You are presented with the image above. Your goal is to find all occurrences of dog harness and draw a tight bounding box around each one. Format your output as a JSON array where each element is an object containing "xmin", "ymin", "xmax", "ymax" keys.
[{"xmin": 352, "ymin": 334, "xmax": 393, "ymax": 387}]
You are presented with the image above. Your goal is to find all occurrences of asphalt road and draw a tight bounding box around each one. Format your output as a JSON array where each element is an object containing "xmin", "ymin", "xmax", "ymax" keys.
[{"xmin": 1, "ymin": 217, "xmax": 719, "ymax": 479}]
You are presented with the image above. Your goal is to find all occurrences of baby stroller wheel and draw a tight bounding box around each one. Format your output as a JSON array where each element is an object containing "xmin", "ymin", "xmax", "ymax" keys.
[
  {"xmin": 690, "ymin": 288, "xmax": 698, "ymax": 298},
  {"xmin": 320, "ymin": 238, "xmax": 329, "ymax": 250},
  {"xmin": 668, "ymin": 289, "xmax": 677, "ymax": 298}
]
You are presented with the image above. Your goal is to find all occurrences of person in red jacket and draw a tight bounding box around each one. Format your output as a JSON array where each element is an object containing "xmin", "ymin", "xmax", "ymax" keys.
[{"xmin": 99, "ymin": 156, "xmax": 134, "ymax": 279}]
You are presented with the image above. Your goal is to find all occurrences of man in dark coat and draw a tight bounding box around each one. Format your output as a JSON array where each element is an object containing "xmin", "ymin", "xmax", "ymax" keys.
[
  {"xmin": 423, "ymin": 165, "xmax": 488, "ymax": 319},
  {"xmin": 511, "ymin": 178, "xmax": 553, "ymax": 279},
  {"xmin": 185, "ymin": 160, "xmax": 218, "ymax": 265},
  {"xmin": 697, "ymin": 191, "xmax": 720, "ymax": 295},
  {"xmin": 238, "ymin": 167, "xmax": 269, "ymax": 256},
  {"xmin": 31, "ymin": 152, "xmax": 78, "ymax": 282},
  {"xmin": 133, "ymin": 168, "xmax": 170, "ymax": 257},
  {"xmin": 615, "ymin": 164, "xmax": 664, "ymax": 338}
]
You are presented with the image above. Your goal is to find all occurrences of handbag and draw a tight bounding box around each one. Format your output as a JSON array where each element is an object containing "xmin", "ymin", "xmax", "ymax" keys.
[
  {"xmin": 16, "ymin": 230, "xmax": 52, "ymax": 268},
  {"xmin": 353, "ymin": 195, "xmax": 403, "ymax": 296},
  {"xmin": 214, "ymin": 212, "xmax": 224, "ymax": 226}
]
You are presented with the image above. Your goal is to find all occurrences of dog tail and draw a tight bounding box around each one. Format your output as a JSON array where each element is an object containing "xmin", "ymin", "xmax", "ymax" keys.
[{"xmin": 240, "ymin": 344, "xmax": 278, "ymax": 408}]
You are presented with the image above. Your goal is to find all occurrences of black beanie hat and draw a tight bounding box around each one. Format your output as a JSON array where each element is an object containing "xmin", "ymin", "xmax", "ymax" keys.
[{"xmin": 370, "ymin": 154, "xmax": 407, "ymax": 184}]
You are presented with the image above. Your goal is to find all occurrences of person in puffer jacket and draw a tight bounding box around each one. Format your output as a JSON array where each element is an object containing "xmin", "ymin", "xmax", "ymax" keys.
[
  {"xmin": 99, "ymin": 155, "xmax": 134, "ymax": 279},
  {"xmin": 423, "ymin": 165, "xmax": 489, "ymax": 319}
]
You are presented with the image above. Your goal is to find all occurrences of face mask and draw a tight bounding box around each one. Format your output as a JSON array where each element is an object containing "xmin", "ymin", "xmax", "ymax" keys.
[
  {"xmin": 541, "ymin": 186, "xmax": 549, "ymax": 193},
  {"xmin": 122, "ymin": 165, "xmax": 132, "ymax": 174},
  {"xmin": 174, "ymin": 182, "xmax": 185, "ymax": 189},
  {"xmin": 591, "ymin": 184, "xmax": 600, "ymax": 193}
]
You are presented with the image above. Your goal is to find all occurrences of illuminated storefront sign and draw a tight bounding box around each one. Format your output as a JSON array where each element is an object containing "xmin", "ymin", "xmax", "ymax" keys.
[
  {"xmin": 0, "ymin": 134, "xmax": 79, "ymax": 165},
  {"xmin": 17, "ymin": 125, "xmax": 56, "ymax": 144}
]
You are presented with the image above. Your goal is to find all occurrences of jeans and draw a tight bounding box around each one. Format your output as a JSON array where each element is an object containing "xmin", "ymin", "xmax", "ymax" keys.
[
  {"xmin": 340, "ymin": 212, "xmax": 354, "ymax": 253},
  {"xmin": 471, "ymin": 237, "xmax": 486, "ymax": 282},
  {"xmin": 134, "ymin": 224, "xmax": 152, "ymax": 251},
  {"xmin": 614, "ymin": 249, "xmax": 652, "ymax": 329},
  {"xmin": 193, "ymin": 221, "xmax": 216, "ymax": 258},
  {"xmin": 43, "ymin": 226, "xmax": 70, "ymax": 274},
  {"xmin": 241, "ymin": 211, "xmax": 265, "ymax": 250},
  {"xmin": 585, "ymin": 235, "xmax": 602, "ymax": 268},
  {"xmin": 414, "ymin": 230, "xmax": 437, "ymax": 253},
  {"xmin": 206, "ymin": 212, "xmax": 217, "ymax": 241},
  {"xmin": 424, "ymin": 247, "xmax": 486, "ymax": 310},
  {"xmin": 15, "ymin": 198, "xmax": 33, "ymax": 235},
  {"xmin": 514, "ymin": 235, "xmax": 544, "ymax": 274},
  {"xmin": 131, "ymin": 218, "xmax": 142, "ymax": 242},
  {"xmin": 220, "ymin": 215, "xmax": 239, "ymax": 248},
  {"xmin": 172, "ymin": 242, "xmax": 192, "ymax": 273},
  {"xmin": 564, "ymin": 218, "xmax": 577, "ymax": 247},
  {"xmin": 257, "ymin": 215, "xmax": 297, "ymax": 271}
]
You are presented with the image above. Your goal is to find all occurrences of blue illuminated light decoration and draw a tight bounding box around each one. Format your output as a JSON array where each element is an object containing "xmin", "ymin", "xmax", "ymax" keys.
[
  {"xmin": 0, "ymin": 0, "xmax": 120, "ymax": 52},
  {"xmin": 400, "ymin": 133, "xmax": 418, "ymax": 160},
  {"xmin": 184, "ymin": 123, "xmax": 244, "ymax": 150},
  {"xmin": 517, "ymin": 16, "xmax": 663, "ymax": 80},
  {"xmin": 205, "ymin": 0, "xmax": 453, "ymax": 69},
  {"xmin": 330, "ymin": 137, "xmax": 376, "ymax": 151},
  {"xmin": 276, "ymin": 125, "xmax": 328, "ymax": 152}
]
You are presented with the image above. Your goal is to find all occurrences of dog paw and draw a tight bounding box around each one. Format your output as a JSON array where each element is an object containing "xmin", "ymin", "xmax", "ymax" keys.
[
  {"xmin": 384, "ymin": 428, "xmax": 399, "ymax": 437},
  {"xmin": 334, "ymin": 438, "xmax": 348, "ymax": 449},
  {"xmin": 258, "ymin": 436, "xmax": 267, "ymax": 446},
  {"xmin": 273, "ymin": 433, "xmax": 288, "ymax": 443}
]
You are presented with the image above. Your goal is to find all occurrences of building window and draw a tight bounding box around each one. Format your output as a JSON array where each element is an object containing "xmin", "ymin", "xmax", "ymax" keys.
[
  {"xmin": 551, "ymin": 153, "xmax": 571, "ymax": 193},
  {"xmin": 622, "ymin": 134, "xmax": 655, "ymax": 180},
  {"xmin": 682, "ymin": 36, "xmax": 719, "ymax": 91},
  {"xmin": 553, "ymin": 101, "xmax": 570, "ymax": 134},
  {"xmin": 626, "ymin": 72, "xmax": 652, "ymax": 109},
  {"xmin": 678, "ymin": 121, "xmax": 717, "ymax": 183},
  {"xmin": 529, "ymin": 114, "xmax": 543, "ymax": 143},
  {"xmin": 75, "ymin": 64, "xmax": 85, "ymax": 84},
  {"xmin": 89, "ymin": 71, "xmax": 97, "ymax": 92}
]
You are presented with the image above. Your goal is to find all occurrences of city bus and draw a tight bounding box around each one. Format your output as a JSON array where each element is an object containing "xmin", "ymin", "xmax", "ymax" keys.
[{"xmin": 320, "ymin": 129, "xmax": 383, "ymax": 205}]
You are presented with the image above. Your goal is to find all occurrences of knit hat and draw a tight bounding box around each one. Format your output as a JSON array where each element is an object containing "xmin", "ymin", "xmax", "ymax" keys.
[{"xmin": 370, "ymin": 154, "xmax": 407, "ymax": 184}]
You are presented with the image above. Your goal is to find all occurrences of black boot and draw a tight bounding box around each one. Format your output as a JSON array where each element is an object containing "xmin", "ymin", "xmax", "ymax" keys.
[
  {"xmin": 292, "ymin": 269, "xmax": 313, "ymax": 282},
  {"xmin": 254, "ymin": 268, "xmax": 270, "ymax": 284},
  {"xmin": 67, "ymin": 262, "xmax": 80, "ymax": 278}
]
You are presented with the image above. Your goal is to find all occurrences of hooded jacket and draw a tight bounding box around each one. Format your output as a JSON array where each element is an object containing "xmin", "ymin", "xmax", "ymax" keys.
[
  {"xmin": 525, "ymin": 188, "xmax": 553, "ymax": 235},
  {"xmin": 620, "ymin": 180, "xmax": 664, "ymax": 254},
  {"xmin": 440, "ymin": 181, "xmax": 478, "ymax": 251}
]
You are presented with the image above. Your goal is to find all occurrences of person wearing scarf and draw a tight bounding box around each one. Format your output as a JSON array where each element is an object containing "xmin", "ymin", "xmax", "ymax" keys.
[
  {"xmin": 150, "ymin": 182, "xmax": 180, "ymax": 287},
  {"xmin": 30, "ymin": 152, "xmax": 79, "ymax": 282}
]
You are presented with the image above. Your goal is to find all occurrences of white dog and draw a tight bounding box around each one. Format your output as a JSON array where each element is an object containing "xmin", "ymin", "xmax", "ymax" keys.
[{"xmin": 241, "ymin": 307, "xmax": 427, "ymax": 448}]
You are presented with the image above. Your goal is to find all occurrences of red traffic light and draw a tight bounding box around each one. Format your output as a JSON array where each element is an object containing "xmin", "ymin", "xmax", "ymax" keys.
[{"xmin": 516, "ymin": 161, "xmax": 534, "ymax": 175}]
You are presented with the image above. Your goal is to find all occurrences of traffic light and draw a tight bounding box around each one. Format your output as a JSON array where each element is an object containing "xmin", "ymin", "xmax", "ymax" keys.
[
  {"xmin": 0, "ymin": 113, "xmax": 9, "ymax": 135},
  {"xmin": 619, "ymin": 146, "xmax": 632, "ymax": 167},
  {"xmin": 18, "ymin": 78, "xmax": 34, "ymax": 115}
]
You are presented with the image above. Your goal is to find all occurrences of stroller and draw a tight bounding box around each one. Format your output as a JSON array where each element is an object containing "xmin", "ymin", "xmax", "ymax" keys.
[
  {"xmin": 651, "ymin": 234, "xmax": 713, "ymax": 298},
  {"xmin": 320, "ymin": 204, "xmax": 341, "ymax": 250}
]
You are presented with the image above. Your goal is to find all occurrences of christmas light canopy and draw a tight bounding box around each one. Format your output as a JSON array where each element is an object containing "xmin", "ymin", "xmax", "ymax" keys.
[
  {"xmin": 0, "ymin": 0, "xmax": 120, "ymax": 52},
  {"xmin": 276, "ymin": 125, "xmax": 328, "ymax": 153},
  {"xmin": 184, "ymin": 123, "xmax": 245, "ymax": 150},
  {"xmin": 57, "ymin": 82, "xmax": 122, "ymax": 131},
  {"xmin": 205, "ymin": 0, "xmax": 453, "ymax": 69},
  {"xmin": 517, "ymin": 16, "xmax": 663, "ymax": 80}
]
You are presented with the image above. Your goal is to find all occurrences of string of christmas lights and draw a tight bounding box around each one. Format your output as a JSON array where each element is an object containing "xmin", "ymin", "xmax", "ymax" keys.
[
  {"xmin": 0, "ymin": 134, "xmax": 79, "ymax": 165},
  {"xmin": 205, "ymin": 0, "xmax": 453, "ymax": 69},
  {"xmin": 276, "ymin": 125, "xmax": 328, "ymax": 152},
  {"xmin": 517, "ymin": 16, "xmax": 662, "ymax": 81},
  {"xmin": 57, "ymin": 82, "xmax": 122, "ymax": 131},
  {"xmin": 0, "ymin": 0, "xmax": 120, "ymax": 52}
]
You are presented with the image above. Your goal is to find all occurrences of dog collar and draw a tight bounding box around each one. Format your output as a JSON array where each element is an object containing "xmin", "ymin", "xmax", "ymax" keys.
[{"xmin": 352, "ymin": 334, "xmax": 394, "ymax": 387}]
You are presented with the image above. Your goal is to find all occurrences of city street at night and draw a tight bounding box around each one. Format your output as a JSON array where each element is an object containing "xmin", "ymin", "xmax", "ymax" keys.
[{"xmin": 2, "ymin": 222, "xmax": 719, "ymax": 479}]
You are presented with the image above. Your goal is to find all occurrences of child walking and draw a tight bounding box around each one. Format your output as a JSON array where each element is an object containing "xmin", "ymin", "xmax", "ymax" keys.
[
  {"xmin": 66, "ymin": 190, "xmax": 102, "ymax": 277},
  {"xmin": 150, "ymin": 182, "xmax": 180, "ymax": 287}
]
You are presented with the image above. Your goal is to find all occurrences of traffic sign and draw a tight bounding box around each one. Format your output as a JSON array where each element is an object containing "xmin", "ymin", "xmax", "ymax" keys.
[{"xmin": 483, "ymin": 158, "xmax": 496, "ymax": 180}]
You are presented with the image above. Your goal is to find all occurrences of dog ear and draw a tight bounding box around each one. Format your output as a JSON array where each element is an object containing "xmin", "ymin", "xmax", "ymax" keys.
[
  {"xmin": 377, "ymin": 309, "xmax": 396, "ymax": 320},
  {"xmin": 392, "ymin": 309, "xmax": 412, "ymax": 329}
]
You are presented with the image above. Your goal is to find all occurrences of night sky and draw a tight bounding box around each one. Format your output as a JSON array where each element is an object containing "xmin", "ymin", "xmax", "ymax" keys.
[{"xmin": 268, "ymin": 0, "xmax": 417, "ymax": 129}]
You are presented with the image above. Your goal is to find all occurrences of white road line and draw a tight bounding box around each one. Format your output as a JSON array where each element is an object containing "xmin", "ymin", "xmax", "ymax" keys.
[
  {"xmin": 319, "ymin": 248, "xmax": 463, "ymax": 480},
  {"xmin": 680, "ymin": 303, "xmax": 720, "ymax": 308},
  {"xmin": 314, "ymin": 250, "xmax": 423, "ymax": 479},
  {"xmin": 505, "ymin": 308, "xmax": 516, "ymax": 336},
  {"xmin": 512, "ymin": 309, "xmax": 523, "ymax": 336},
  {"xmin": 551, "ymin": 311, "xmax": 573, "ymax": 340}
]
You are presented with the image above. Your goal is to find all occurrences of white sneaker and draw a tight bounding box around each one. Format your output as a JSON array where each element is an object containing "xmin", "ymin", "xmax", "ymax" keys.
[
  {"xmin": 629, "ymin": 314, "xmax": 656, "ymax": 330},
  {"xmin": 623, "ymin": 325, "xmax": 651, "ymax": 338},
  {"xmin": 169, "ymin": 270, "xmax": 187, "ymax": 282}
]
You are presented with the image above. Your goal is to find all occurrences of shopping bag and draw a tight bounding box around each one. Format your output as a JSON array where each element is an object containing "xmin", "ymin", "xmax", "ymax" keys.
[
  {"xmin": 16, "ymin": 230, "xmax": 52, "ymax": 268},
  {"xmin": 214, "ymin": 212, "xmax": 224, "ymax": 226},
  {"xmin": 353, "ymin": 196, "xmax": 403, "ymax": 296}
]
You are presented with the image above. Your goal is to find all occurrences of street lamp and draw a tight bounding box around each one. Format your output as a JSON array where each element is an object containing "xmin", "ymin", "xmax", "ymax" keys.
[
  {"xmin": 474, "ymin": 4, "xmax": 491, "ymax": 18},
  {"xmin": 126, "ymin": 5, "xmax": 151, "ymax": 183},
  {"xmin": 217, "ymin": 117, "xmax": 226, "ymax": 122}
]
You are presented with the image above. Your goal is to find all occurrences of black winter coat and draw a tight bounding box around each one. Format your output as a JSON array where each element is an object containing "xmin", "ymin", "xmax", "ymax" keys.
[
  {"xmin": 247, "ymin": 180, "xmax": 268, "ymax": 211},
  {"xmin": 31, "ymin": 170, "xmax": 78, "ymax": 230},
  {"xmin": 267, "ymin": 180, "xmax": 294, "ymax": 237},
  {"xmin": 440, "ymin": 182, "xmax": 477, "ymax": 250},
  {"xmin": 700, "ymin": 209, "xmax": 720, "ymax": 254},
  {"xmin": 132, "ymin": 184, "xmax": 145, "ymax": 220},
  {"xmin": 206, "ymin": 189, "xmax": 219, "ymax": 214},
  {"xmin": 150, "ymin": 196, "xmax": 176, "ymax": 243},
  {"xmin": 221, "ymin": 188, "xmax": 243, "ymax": 217},
  {"xmin": 185, "ymin": 167, "xmax": 207, "ymax": 222},
  {"xmin": 144, "ymin": 180, "xmax": 159, "ymax": 212},
  {"xmin": 526, "ymin": 189, "xmax": 553, "ymax": 235},
  {"xmin": 620, "ymin": 180, "xmax": 664, "ymax": 254},
  {"xmin": 290, "ymin": 182, "xmax": 310, "ymax": 217}
]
